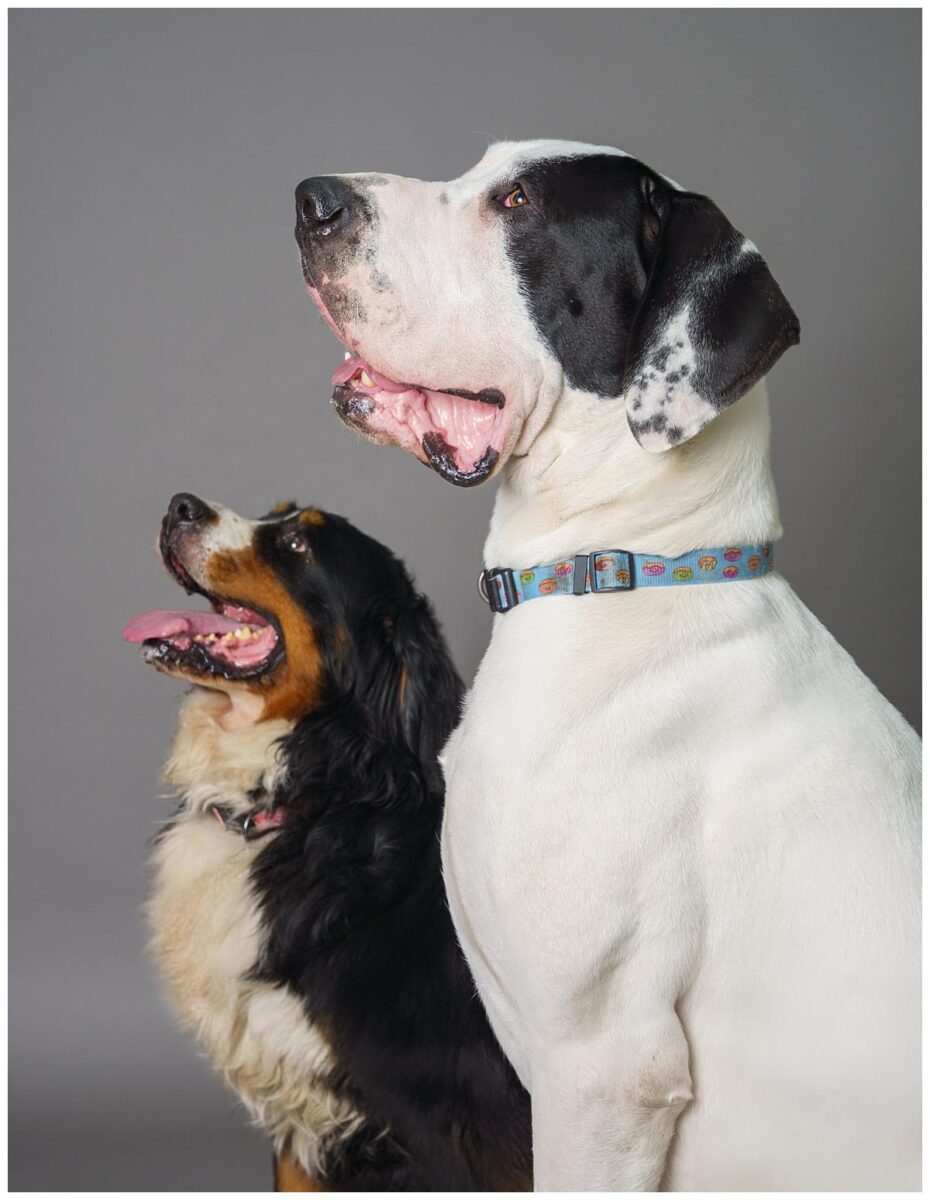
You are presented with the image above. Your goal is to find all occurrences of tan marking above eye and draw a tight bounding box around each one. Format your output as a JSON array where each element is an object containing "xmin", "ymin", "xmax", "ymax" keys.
[
  {"xmin": 298, "ymin": 509, "xmax": 326, "ymax": 526},
  {"xmin": 269, "ymin": 500, "xmax": 299, "ymax": 516}
]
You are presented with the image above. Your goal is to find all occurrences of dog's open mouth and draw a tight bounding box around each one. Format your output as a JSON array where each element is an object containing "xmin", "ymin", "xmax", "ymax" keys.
[
  {"xmin": 331, "ymin": 356, "xmax": 508, "ymax": 486},
  {"xmin": 122, "ymin": 551, "xmax": 283, "ymax": 682},
  {"xmin": 306, "ymin": 285, "xmax": 508, "ymax": 486}
]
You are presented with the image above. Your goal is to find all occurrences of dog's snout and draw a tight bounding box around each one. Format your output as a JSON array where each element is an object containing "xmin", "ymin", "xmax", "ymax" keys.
[
  {"xmin": 295, "ymin": 177, "xmax": 357, "ymax": 239},
  {"xmin": 166, "ymin": 492, "xmax": 213, "ymax": 533}
]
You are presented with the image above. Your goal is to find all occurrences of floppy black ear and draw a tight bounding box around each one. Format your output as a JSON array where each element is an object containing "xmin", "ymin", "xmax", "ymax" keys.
[
  {"xmin": 360, "ymin": 597, "xmax": 460, "ymax": 777},
  {"xmin": 623, "ymin": 180, "xmax": 800, "ymax": 452},
  {"xmin": 393, "ymin": 599, "xmax": 463, "ymax": 771}
]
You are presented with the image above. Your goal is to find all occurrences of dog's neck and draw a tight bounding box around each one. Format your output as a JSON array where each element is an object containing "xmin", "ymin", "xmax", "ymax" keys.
[
  {"xmin": 162, "ymin": 689, "xmax": 295, "ymax": 817},
  {"xmin": 485, "ymin": 380, "xmax": 781, "ymax": 567}
]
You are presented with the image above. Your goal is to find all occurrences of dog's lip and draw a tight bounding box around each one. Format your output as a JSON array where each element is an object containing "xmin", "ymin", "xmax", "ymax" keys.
[
  {"xmin": 331, "ymin": 357, "xmax": 505, "ymax": 409},
  {"xmin": 331, "ymin": 360, "xmax": 509, "ymax": 484},
  {"xmin": 307, "ymin": 283, "xmax": 346, "ymax": 343}
]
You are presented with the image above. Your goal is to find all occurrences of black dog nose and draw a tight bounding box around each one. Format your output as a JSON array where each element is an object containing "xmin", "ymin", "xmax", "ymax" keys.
[
  {"xmin": 295, "ymin": 177, "xmax": 357, "ymax": 239},
  {"xmin": 166, "ymin": 492, "xmax": 212, "ymax": 532}
]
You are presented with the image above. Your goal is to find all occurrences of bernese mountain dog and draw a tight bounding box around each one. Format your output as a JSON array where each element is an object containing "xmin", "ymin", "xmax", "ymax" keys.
[{"xmin": 123, "ymin": 493, "xmax": 531, "ymax": 1191}]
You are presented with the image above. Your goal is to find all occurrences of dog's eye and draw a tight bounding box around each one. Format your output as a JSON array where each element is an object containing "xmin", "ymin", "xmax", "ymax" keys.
[
  {"xmin": 283, "ymin": 530, "xmax": 308, "ymax": 554},
  {"xmin": 500, "ymin": 185, "xmax": 529, "ymax": 209}
]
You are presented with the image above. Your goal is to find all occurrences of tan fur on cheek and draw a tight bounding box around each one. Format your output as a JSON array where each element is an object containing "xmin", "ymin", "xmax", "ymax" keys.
[{"xmin": 206, "ymin": 547, "xmax": 325, "ymax": 724}]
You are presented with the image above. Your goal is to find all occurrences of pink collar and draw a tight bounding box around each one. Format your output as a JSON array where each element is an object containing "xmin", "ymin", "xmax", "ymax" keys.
[{"xmin": 210, "ymin": 802, "xmax": 287, "ymax": 841}]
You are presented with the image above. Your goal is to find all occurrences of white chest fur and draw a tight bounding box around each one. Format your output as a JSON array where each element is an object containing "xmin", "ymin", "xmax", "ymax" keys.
[
  {"xmin": 440, "ymin": 574, "xmax": 921, "ymax": 1190},
  {"xmin": 147, "ymin": 691, "xmax": 365, "ymax": 1174}
]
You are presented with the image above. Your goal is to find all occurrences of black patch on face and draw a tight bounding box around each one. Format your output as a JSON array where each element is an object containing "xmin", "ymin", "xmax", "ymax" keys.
[
  {"xmin": 500, "ymin": 153, "xmax": 799, "ymax": 447},
  {"xmin": 500, "ymin": 154, "xmax": 658, "ymax": 398}
]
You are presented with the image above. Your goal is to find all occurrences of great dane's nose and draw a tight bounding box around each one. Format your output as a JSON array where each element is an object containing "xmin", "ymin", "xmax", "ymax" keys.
[
  {"xmin": 165, "ymin": 492, "xmax": 214, "ymax": 535},
  {"xmin": 295, "ymin": 177, "xmax": 357, "ymax": 240}
]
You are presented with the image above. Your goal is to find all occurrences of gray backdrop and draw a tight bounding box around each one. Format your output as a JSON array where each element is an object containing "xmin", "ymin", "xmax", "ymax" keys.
[{"xmin": 10, "ymin": 9, "xmax": 920, "ymax": 1192}]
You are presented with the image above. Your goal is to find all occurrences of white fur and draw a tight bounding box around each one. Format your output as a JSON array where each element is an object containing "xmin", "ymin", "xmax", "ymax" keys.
[
  {"xmin": 440, "ymin": 378, "xmax": 920, "ymax": 1190},
  {"xmin": 337, "ymin": 142, "xmax": 921, "ymax": 1190},
  {"xmin": 204, "ymin": 501, "xmax": 256, "ymax": 551},
  {"xmin": 148, "ymin": 690, "xmax": 370, "ymax": 1175}
]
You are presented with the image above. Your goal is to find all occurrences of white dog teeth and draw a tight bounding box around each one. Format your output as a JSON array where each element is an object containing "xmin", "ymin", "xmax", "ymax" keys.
[
  {"xmin": 344, "ymin": 351, "xmax": 351, "ymax": 361},
  {"xmin": 195, "ymin": 628, "xmax": 261, "ymax": 647},
  {"xmin": 360, "ymin": 371, "xmax": 374, "ymax": 387}
]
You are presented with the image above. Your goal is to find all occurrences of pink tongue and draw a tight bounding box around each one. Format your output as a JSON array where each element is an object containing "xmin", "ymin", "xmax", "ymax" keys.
[{"xmin": 122, "ymin": 609, "xmax": 248, "ymax": 643}]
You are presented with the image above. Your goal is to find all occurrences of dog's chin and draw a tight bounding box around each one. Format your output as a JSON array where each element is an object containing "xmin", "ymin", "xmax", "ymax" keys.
[{"xmin": 305, "ymin": 281, "xmax": 511, "ymax": 486}]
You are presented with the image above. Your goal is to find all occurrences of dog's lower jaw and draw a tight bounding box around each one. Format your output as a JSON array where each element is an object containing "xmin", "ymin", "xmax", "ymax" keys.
[{"xmin": 215, "ymin": 688, "xmax": 268, "ymax": 730}]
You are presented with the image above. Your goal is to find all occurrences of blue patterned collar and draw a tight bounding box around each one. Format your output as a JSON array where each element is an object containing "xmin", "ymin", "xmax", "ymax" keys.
[{"xmin": 478, "ymin": 543, "xmax": 774, "ymax": 614}]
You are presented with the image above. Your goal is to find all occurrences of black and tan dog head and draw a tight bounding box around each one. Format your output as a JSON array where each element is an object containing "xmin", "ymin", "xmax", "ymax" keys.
[{"xmin": 124, "ymin": 493, "xmax": 461, "ymax": 752}]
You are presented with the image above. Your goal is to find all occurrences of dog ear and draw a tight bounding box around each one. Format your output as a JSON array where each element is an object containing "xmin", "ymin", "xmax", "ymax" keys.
[
  {"xmin": 623, "ymin": 179, "xmax": 800, "ymax": 452},
  {"xmin": 373, "ymin": 599, "xmax": 463, "ymax": 778}
]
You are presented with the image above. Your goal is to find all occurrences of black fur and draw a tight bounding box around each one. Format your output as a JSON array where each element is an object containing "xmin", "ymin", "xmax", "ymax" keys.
[
  {"xmin": 502, "ymin": 154, "xmax": 655, "ymax": 398},
  {"xmin": 248, "ymin": 509, "xmax": 531, "ymax": 1190},
  {"xmin": 500, "ymin": 154, "xmax": 799, "ymax": 446}
]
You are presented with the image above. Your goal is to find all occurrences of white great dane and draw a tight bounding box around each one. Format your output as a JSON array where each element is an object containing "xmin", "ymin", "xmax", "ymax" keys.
[{"xmin": 293, "ymin": 140, "xmax": 921, "ymax": 1191}]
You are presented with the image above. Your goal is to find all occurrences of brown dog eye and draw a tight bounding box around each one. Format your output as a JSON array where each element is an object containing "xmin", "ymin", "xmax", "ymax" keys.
[
  {"xmin": 501, "ymin": 185, "xmax": 528, "ymax": 209},
  {"xmin": 284, "ymin": 530, "xmax": 308, "ymax": 554}
]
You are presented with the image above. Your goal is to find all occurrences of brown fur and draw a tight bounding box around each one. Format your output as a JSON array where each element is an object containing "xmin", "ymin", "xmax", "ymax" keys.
[
  {"xmin": 275, "ymin": 1151, "xmax": 327, "ymax": 1192},
  {"xmin": 205, "ymin": 547, "xmax": 326, "ymax": 722}
]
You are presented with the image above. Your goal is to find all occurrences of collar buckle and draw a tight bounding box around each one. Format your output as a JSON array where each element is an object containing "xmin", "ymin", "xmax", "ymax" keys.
[
  {"xmin": 588, "ymin": 549, "xmax": 635, "ymax": 592},
  {"xmin": 480, "ymin": 567, "xmax": 519, "ymax": 614}
]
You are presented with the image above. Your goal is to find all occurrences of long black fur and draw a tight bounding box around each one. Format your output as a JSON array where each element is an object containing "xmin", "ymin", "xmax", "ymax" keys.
[{"xmin": 248, "ymin": 510, "xmax": 531, "ymax": 1190}]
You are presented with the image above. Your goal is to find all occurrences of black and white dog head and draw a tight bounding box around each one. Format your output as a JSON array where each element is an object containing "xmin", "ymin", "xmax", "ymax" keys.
[{"xmin": 295, "ymin": 139, "xmax": 799, "ymax": 484}]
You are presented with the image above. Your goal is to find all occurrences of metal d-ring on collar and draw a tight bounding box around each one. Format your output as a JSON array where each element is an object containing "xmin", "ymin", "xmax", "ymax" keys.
[{"xmin": 210, "ymin": 802, "xmax": 288, "ymax": 841}]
